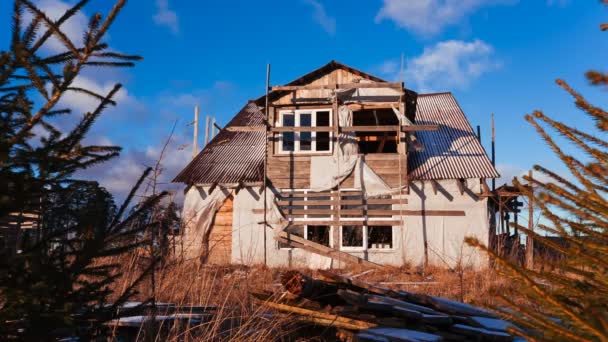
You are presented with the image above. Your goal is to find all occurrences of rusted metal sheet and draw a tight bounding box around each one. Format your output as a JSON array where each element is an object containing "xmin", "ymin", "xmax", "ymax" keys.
[
  {"xmin": 408, "ymin": 92, "xmax": 499, "ymax": 181},
  {"xmin": 172, "ymin": 102, "xmax": 265, "ymax": 185}
]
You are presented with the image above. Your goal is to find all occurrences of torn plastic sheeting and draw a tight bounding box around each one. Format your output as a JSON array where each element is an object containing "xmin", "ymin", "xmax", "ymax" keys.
[
  {"xmin": 182, "ymin": 185, "xmax": 231, "ymax": 239},
  {"xmin": 310, "ymin": 105, "xmax": 358, "ymax": 192},
  {"xmin": 309, "ymin": 105, "xmax": 399, "ymax": 197}
]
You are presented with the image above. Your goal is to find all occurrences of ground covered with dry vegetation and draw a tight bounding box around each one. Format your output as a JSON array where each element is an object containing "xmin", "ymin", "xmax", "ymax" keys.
[{"xmin": 104, "ymin": 251, "xmax": 517, "ymax": 341}]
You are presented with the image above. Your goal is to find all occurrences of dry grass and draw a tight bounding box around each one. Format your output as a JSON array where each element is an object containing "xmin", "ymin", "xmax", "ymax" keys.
[{"xmin": 104, "ymin": 252, "xmax": 514, "ymax": 341}]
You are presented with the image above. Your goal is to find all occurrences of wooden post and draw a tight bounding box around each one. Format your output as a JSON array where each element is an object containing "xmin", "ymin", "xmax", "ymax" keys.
[
  {"xmin": 212, "ymin": 117, "xmax": 217, "ymax": 137},
  {"xmin": 193, "ymin": 105, "xmax": 199, "ymax": 159},
  {"xmin": 526, "ymin": 170, "xmax": 534, "ymax": 269},
  {"xmin": 263, "ymin": 64, "xmax": 270, "ymax": 266},
  {"xmin": 204, "ymin": 116, "xmax": 211, "ymax": 146}
]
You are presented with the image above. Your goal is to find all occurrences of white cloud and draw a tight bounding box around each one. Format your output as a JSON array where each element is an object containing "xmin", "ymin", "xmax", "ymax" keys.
[
  {"xmin": 303, "ymin": 0, "xmax": 336, "ymax": 35},
  {"xmin": 28, "ymin": 0, "xmax": 88, "ymax": 53},
  {"xmin": 153, "ymin": 0, "xmax": 179, "ymax": 34},
  {"xmin": 405, "ymin": 39, "xmax": 501, "ymax": 92},
  {"xmin": 77, "ymin": 135, "xmax": 191, "ymax": 204},
  {"xmin": 375, "ymin": 0, "xmax": 516, "ymax": 36},
  {"xmin": 58, "ymin": 75, "xmax": 135, "ymax": 114}
]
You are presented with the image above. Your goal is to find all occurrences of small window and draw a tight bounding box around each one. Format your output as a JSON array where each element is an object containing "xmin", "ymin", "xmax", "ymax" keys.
[
  {"xmin": 353, "ymin": 108, "xmax": 398, "ymax": 153},
  {"xmin": 368, "ymin": 226, "xmax": 393, "ymax": 249},
  {"xmin": 281, "ymin": 113, "xmax": 295, "ymax": 152},
  {"xmin": 342, "ymin": 225, "xmax": 364, "ymax": 248},
  {"xmin": 300, "ymin": 113, "xmax": 312, "ymax": 151},
  {"xmin": 278, "ymin": 109, "xmax": 332, "ymax": 153},
  {"xmin": 307, "ymin": 225, "xmax": 330, "ymax": 247},
  {"xmin": 316, "ymin": 111, "xmax": 331, "ymax": 152}
]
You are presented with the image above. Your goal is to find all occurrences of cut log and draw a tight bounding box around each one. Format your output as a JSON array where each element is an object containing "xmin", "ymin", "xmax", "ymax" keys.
[
  {"xmin": 280, "ymin": 271, "xmax": 343, "ymax": 306},
  {"xmin": 318, "ymin": 270, "xmax": 399, "ymax": 298},
  {"xmin": 250, "ymin": 291, "xmax": 376, "ymax": 330}
]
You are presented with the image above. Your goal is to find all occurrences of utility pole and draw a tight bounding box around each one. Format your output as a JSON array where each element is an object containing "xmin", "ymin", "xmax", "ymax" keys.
[
  {"xmin": 491, "ymin": 113, "xmax": 496, "ymax": 191},
  {"xmin": 526, "ymin": 169, "xmax": 534, "ymax": 269},
  {"xmin": 193, "ymin": 105, "xmax": 199, "ymax": 159},
  {"xmin": 205, "ymin": 116, "xmax": 211, "ymax": 146}
]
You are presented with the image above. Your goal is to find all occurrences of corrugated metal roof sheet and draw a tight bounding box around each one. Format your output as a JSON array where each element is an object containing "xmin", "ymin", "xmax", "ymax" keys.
[
  {"xmin": 172, "ymin": 102, "xmax": 265, "ymax": 184},
  {"xmin": 173, "ymin": 93, "xmax": 499, "ymax": 185},
  {"xmin": 408, "ymin": 92, "xmax": 499, "ymax": 180}
]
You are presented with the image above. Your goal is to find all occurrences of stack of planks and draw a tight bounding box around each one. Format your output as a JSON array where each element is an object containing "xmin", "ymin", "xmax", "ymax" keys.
[{"xmin": 252, "ymin": 270, "xmax": 524, "ymax": 342}]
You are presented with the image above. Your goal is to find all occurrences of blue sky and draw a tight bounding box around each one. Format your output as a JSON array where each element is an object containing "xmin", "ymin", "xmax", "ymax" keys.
[{"xmin": 2, "ymin": 0, "xmax": 607, "ymax": 201}]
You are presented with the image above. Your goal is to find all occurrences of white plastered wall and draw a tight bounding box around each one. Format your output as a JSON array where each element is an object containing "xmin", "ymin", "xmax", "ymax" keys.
[
  {"xmin": 227, "ymin": 180, "xmax": 489, "ymax": 269},
  {"xmin": 403, "ymin": 179, "xmax": 489, "ymax": 269}
]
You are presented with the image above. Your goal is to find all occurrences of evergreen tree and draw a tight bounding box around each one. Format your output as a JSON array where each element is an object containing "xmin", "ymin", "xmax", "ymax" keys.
[
  {"xmin": 467, "ymin": 7, "xmax": 608, "ymax": 341},
  {"xmin": 0, "ymin": 0, "xmax": 168, "ymax": 339}
]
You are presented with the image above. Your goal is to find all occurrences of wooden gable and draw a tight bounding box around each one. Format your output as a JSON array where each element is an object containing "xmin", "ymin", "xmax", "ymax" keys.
[{"xmin": 270, "ymin": 61, "xmax": 386, "ymax": 106}]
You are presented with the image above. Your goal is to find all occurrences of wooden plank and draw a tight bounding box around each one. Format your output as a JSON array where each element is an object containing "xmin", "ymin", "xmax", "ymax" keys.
[
  {"xmin": 279, "ymin": 190, "xmax": 362, "ymax": 198},
  {"xmin": 287, "ymin": 220, "xmax": 402, "ymax": 227},
  {"xmin": 279, "ymin": 209, "xmax": 406, "ymax": 216},
  {"xmin": 276, "ymin": 198, "xmax": 407, "ymax": 206},
  {"xmin": 225, "ymin": 126, "xmax": 266, "ymax": 132},
  {"xmin": 271, "ymin": 126, "xmax": 334, "ymax": 132},
  {"xmin": 255, "ymin": 209, "xmax": 465, "ymax": 217},
  {"xmin": 250, "ymin": 291, "xmax": 377, "ymax": 330},
  {"xmin": 275, "ymin": 231, "xmax": 384, "ymax": 269},
  {"xmin": 271, "ymin": 82, "xmax": 402, "ymax": 91},
  {"xmin": 401, "ymin": 125, "xmax": 439, "ymax": 132},
  {"xmin": 342, "ymin": 126, "xmax": 400, "ymax": 132}
]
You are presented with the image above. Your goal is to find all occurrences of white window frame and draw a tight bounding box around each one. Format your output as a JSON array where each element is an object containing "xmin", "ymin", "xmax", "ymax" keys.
[
  {"xmin": 279, "ymin": 188, "xmax": 397, "ymax": 252},
  {"xmin": 279, "ymin": 189, "xmax": 334, "ymax": 250},
  {"xmin": 278, "ymin": 109, "xmax": 333, "ymax": 154},
  {"xmin": 339, "ymin": 225, "xmax": 396, "ymax": 252}
]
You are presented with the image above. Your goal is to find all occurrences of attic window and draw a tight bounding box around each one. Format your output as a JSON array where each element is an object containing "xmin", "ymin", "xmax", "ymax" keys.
[
  {"xmin": 353, "ymin": 108, "xmax": 398, "ymax": 153},
  {"xmin": 278, "ymin": 109, "xmax": 332, "ymax": 154}
]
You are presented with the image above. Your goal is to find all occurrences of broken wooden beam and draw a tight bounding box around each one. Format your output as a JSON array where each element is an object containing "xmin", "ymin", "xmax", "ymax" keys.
[
  {"xmin": 401, "ymin": 125, "xmax": 439, "ymax": 132},
  {"xmin": 250, "ymin": 291, "xmax": 377, "ymax": 330},
  {"xmin": 281, "ymin": 271, "xmax": 343, "ymax": 306},
  {"xmin": 275, "ymin": 231, "xmax": 384, "ymax": 269},
  {"xmin": 225, "ymin": 126, "xmax": 266, "ymax": 132}
]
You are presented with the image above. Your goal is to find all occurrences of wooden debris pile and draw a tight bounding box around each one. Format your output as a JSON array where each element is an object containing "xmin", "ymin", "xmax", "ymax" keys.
[{"xmin": 252, "ymin": 270, "xmax": 523, "ymax": 341}]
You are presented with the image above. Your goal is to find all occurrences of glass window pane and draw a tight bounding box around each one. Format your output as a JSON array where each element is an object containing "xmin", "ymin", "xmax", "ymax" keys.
[
  {"xmin": 300, "ymin": 113, "xmax": 312, "ymax": 126},
  {"xmin": 283, "ymin": 113, "xmax": 295, "ymax": 126},
  {"xmin": 282, "ymin": 132, "xmax": 294, "ymax": 151},
  {"xmin": 316, "ymin": 132, "xmax": 330, "ymax": 151},
  {"xmin": 342, "ymin": 225, "xmax": 363, "ymax": 247},
  {"xmin": 368, "ymin": 226, "xmax": 393, "ymax": 249},
  {"xmin": 300, "ymin": 132, "xmax": 312, "ymax": 151},
  {"xmin": 317, "ymin": 111, "xmax": 330, "ymax": 126},
  {"xmin": 307, "ymin": 225, "xmax": 330, "ymax": 246}
]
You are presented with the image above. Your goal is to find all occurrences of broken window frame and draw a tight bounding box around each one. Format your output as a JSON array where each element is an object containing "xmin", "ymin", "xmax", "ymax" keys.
[
  {"xmin": 277, "ymin": 109, "xmax": 333, "ymax": 154},
  {"xmin": 339, "ymin": 224, "xmax": 396, "ymax": 251},
  {"xmin": 279, "ymin": 189, "xmax": 334, "ymax": 249}
]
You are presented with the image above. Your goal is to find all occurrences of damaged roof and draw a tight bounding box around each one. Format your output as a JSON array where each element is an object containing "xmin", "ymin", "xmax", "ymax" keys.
[
  {"xmin": 408, "ymin": 92, "xmax": 499, "ymax": 180},
  {"xmin": 174, "ymin": 62, "xmax": 498, "ymax": 185},
  {"xmin": 172, "ymin": 102, "xmax": 265, "ymax": 185}
]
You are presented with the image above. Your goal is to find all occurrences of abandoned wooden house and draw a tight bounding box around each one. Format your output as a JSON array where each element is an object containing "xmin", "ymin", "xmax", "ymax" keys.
[{"xmin": 173, "ymin": 61, "xmax": 499, "ymax": 269}]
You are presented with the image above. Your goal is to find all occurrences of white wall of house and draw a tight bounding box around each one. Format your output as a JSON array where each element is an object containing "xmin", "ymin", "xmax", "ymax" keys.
[
  {"xmin": 402, "ymin": 179, "xmax": 489, "ymax": 269},
  {"xmin": 227, "ymin": 179, "xmax": 489, "ymax": 269}
]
